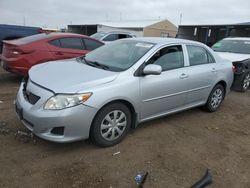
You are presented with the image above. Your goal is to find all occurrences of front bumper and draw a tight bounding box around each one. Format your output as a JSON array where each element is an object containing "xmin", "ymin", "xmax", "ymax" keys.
[{"xmin": 16, "ymin": 80, "xmax": 98, "ymax": 143}]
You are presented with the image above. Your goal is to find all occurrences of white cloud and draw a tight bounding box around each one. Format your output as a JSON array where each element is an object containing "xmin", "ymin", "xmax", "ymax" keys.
[{"xmin": 0, "ymin": 0, "xmax": 249, "ymax": 28}]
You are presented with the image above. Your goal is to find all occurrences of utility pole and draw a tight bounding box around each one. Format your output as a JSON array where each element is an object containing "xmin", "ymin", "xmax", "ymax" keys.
[
  {"xmin": 120, "ymin": 12, "xmax": 122, "ymax": 21},
  {"xmin": 105, "ymin": 13, "xmax": 109, "ymax": 22},
  {"xmin": 179, "ymin": 13, "xmax": 183, "ymax": 25},
  {"xmin": 23, "ymin": 16, "xmax": 26, "ymax": 26}
]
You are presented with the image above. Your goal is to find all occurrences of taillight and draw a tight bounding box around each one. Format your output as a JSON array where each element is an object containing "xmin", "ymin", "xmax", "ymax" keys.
[
  {"xmin": 38, "ymin": 28, "xmax": 45, "ymax": 33},
  {"xmin": 232, "ymin": 65, "xmax": 236, "ymax": 73},
  {"xmin": 12, "ymin": 51, "xmax": 21, "ymax": 55},
  {"xmin": 12, "ymin": 48, "xmax": 34, "ymax": 55},
  {"xmin": 12, "ymin": 49, "xmax": 24, "ymax": 55}
]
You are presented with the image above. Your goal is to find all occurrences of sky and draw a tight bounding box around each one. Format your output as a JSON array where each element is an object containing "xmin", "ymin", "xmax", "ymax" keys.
[{"xmin": 0, "ymin": 0, "xmax": 249, "ymax": 28}]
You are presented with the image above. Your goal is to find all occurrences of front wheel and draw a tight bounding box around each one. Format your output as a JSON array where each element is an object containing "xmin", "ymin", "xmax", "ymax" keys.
[
  {"xmin": 205, "ymin": 84, "xmax": 225, "ymax": 112},
  {"xmin": 90, "ymin": 103, "xmax": 131, "ymax": 147}
]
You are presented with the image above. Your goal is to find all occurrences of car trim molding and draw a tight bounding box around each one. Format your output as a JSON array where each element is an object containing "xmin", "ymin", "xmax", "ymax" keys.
[{"xmin": 143, "ymin": 85, "xmax": 211, "ymax": 102}]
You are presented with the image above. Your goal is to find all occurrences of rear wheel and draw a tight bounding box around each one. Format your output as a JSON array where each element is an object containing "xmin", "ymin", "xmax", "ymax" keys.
[
  {"xmin": 91, "ymin": 103, "xmax": 131, "ymax": 147},
  {"xmin": 241, "ymin": 72, "xmax": 250, "ymax": 92},
  {"xmin": 205, "ymin": 84, "xmax": 225, "ymax": 112}
]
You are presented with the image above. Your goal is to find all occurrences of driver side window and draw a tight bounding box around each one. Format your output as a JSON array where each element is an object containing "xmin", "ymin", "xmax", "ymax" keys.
[{"xmin": 147, "ymin": 45, "xmax": 184, "ymax": 71}]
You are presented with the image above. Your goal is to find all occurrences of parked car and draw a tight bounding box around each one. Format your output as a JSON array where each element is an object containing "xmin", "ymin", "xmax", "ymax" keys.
[
  {"xmin": 212, "ymin": 37, "xmax": 250, "ymax": 92},
  {"xmin": 15, "ymin": 38, "xmax": 234, "ymax": 147},
  {"xmin": 91, "ymin": 31, "xmax": 135, "ymax": 43},
  {"xmin": 0, "ymin": 33, "xmax": 104, "ymax": 76},
  {"xmin": 0, "ymin": 24, "xmax": 44, "ymax": 54}
]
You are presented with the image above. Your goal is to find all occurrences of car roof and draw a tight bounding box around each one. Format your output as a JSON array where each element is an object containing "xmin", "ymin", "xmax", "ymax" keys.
[
  {"xmin": 96, "ymin": 31, "xmax": 134, "ymax": 35},
  {"xmin": 224, "ymin": 37, "xmax": 250, "ymax": 41},
  {"xmin": 124, "ymin": 37, "xmax": 203, "ymax": 46},
  {"xmin": 5, "ymin": 32, "xmax": 100, "ymax": 46}
]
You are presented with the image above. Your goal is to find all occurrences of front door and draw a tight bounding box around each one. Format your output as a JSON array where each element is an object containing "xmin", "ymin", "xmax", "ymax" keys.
[{"xmin": 139, "ymin": 45, "xmax": 189, "ymax": 120}]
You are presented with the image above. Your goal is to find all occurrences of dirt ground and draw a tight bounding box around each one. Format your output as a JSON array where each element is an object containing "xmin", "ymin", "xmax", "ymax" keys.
[{"xmin": 0, "ymin": 68, "xmax": 250, "ymax": 188}]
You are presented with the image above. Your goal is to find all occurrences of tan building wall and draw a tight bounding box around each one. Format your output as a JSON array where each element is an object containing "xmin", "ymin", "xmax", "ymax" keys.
[{"xmin": 143, "ymin": 20, "xmax": 177, "ymax": 37}]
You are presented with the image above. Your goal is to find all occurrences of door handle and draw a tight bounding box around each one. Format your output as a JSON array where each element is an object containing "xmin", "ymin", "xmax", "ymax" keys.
[
  {"xmin": 211, "ymin": 68, "xmax": 217, "ymax": 73},
  {"xmin": 55, "ymin": 52, "xmax": 64, "ymax": 55},
  {"xmin": 179, "ymin": 73, "xmax": 189, "ymax": 79}
]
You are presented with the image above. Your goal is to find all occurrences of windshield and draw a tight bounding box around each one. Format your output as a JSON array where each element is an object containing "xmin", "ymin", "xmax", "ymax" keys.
[
  {"xmin": 90, "ymin": 32, "xmax": 107, "ymax": 40},
  {"xmin": 85, "ymin": 40, "xmax": 155, "ymax": 71},
  {"xmin": 212, "ymin": 39, "xmax": 250, "ymax": 54}
]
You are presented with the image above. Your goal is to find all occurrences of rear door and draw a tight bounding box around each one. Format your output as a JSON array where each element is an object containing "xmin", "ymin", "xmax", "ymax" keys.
[
  {"xmin": 184, "ymin": 45, "xmax": 218, "ymax": 105},
  {"xmin": 48, "ymin": 37, "xmax": 88, "ymax": 60},
  {"xmin": 82, "ymin": 38, "xmax": 104, "ymax": 51}
]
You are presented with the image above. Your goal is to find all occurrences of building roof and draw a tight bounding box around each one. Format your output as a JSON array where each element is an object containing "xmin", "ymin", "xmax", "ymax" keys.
[
  {"xmin": 236, "ymin": 22, "xmax": 250, "ymax": 25},
  {"xmin": 180, "ymin": 22, "xmax": 250, "ymax": 27},
  {"xmin": 99, "ymin": 20, "xmax": 164, "ymax": 28},
  {"xmin": 69, "ymin": 20, "xmax": 168, "ymax": 29}
]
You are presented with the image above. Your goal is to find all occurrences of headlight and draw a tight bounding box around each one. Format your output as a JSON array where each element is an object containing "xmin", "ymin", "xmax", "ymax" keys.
[{"xmin": 44, "ymin": 93, "xmax": 92, "ymax": 110}]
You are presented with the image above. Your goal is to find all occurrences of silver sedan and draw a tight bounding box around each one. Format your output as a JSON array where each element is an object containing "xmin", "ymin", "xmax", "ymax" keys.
[{"xmin": 15, "ymin": 38, "xmax": 234, "ymax": 147}]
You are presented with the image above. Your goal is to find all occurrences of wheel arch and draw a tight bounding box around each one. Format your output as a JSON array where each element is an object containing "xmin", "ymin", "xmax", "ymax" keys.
[
  {"xmin": 89, "ymin": 99, "xmax": 138, "ymax": 137},
  {"xmin": 206, "ymin": 80, "xmax": 227, "ymax": 103},
  {"xmin": 216, "ymin": 80, "xmax": 227, "ymax": 92}
]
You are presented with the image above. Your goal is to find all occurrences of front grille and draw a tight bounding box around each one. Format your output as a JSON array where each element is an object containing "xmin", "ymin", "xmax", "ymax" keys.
[{"xmin": 23, "ymin": 78, "xmax": 40, "ymax": 105}]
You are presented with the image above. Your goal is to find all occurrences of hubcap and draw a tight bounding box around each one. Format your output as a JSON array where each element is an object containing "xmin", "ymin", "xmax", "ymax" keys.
[
  {"xmin": 100, "ymin": 110, "xmax": 127, "ymax": 141},
  {"xmin": 243, "ymin": 74, "xmax": 250, "ymax": 90},
  {"xmin": 211, "ymin": 88, "xmax": 223, "ymax": 109}
]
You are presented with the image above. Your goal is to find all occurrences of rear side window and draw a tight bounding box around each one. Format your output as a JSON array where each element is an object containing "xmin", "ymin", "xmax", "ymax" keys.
[
  {"xmin": 118, "ymin": 34, "xmax": 127, "ymax": 39},
  {"xmin": 83, "ymin": 38, "xmax": 103, "ymax": 51},
  {"xmin": 187, "ymin": 45, "xmax": 215, "ymax": 66},
  {"xmin": 49, "ymin": 39, "xmax": 61, "ymax": 47},
  {"xmin": 59, "ymin": 37, "xmax": 84, "ymax": 50},
  {"xmin": 103, "ymin": 34, "xmax": 118, "ymax": 41}
]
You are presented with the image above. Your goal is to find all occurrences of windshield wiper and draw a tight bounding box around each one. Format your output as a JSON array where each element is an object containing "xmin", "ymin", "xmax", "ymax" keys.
[
  {"xmin": 89, "ymin": 61, "xmax": 110, "ymax": 70},
  {"xmin": 77, "ymin": 56, "xmax": 109, "ymax": 70}
]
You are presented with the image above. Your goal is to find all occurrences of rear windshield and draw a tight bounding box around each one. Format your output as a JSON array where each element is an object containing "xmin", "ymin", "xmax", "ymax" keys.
[
  {"xmin": 10, "ymin": 33, "xmax": 51, "ymax": 45},
  {"xmin": 90, "ymin": 32, "xmax": 107, "ymax": 40},
  {"xmin": 212, "ymin": 39, "xmax": 250, "ymax": 54}
]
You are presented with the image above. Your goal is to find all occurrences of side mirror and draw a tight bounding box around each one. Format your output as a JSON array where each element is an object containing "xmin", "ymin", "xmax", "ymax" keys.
[{"xmin": 143, "ymin": 64, "xmax": 162, "ymax": 75}]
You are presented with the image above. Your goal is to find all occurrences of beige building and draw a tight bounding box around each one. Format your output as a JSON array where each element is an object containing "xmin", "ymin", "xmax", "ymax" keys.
[
  {"xmin": 143, "ymin": 19, "xmax": 177, "ymax": 37},
  {"xmin": 68, "ymin": 19, "xmax": 178, "ymax": 38}
]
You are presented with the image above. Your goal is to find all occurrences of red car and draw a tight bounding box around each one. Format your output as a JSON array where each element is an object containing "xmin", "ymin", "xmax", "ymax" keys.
[{"xmin": 0, "ymin": 33, "xmax": 104, "ymax": 76}]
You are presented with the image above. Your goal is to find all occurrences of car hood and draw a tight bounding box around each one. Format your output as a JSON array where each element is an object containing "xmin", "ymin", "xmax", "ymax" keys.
[
  {"xmin": 215, "ymin": 52, "xmax": 250, "ymax": 62},
  {"xmin": 29, "ymin": 59, "xmax": 119, "ymax": 93}
]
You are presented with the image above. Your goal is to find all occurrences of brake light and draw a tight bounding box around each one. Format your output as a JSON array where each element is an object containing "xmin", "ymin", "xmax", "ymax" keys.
[
  {"xmin": 38, "ymin": 28, "xmax": 45, "ymax": 33},
  {"xmin": 11, "ymin": 49, "xmax": 24, "ymax": 55},
  {"xmin": 232, "ymin": 65, "xmax": 236, "ymax": 73},
  {"xmin": 12, "ymin": 48, "xmax": 34, "ymax": 55},
  {"xmin": 12, "ymin": 51, "xmax": 21, "ymax": 55}
]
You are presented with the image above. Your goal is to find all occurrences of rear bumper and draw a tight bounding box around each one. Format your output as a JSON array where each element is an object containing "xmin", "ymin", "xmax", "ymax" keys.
[
  {"xmin": 1, "ymin": 55, "xmax": 29, "ymax": 76},
  {"xmin": 231, "ymin": 60, "xmax": 250, "ymax": 90}
]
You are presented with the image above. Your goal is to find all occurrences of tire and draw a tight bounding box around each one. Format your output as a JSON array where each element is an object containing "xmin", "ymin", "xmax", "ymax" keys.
[
  {"xmin": 91, "ymin": 103, "xmax": 131, "ymax": 147},
  {"xmin": 240, "ymin": 72, "xmax": 250, "ymax": 92},
  {"xmin": 205, "ymin": 84, "xmax": 225, "ymax": 112}
]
